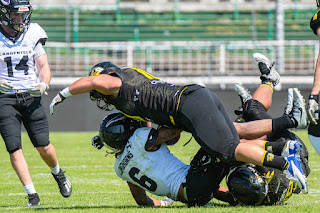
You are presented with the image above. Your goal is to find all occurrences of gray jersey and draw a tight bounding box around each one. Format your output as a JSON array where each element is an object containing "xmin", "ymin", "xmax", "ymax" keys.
[{"xmin": 114, "ymin": 127, "xmax": 190, "ymax": 200}]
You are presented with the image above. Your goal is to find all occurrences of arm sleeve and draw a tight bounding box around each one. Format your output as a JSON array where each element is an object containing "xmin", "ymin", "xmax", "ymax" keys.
[{"xmin": 34, "ymin": 42, "xmax": 46, "ymax": 59}]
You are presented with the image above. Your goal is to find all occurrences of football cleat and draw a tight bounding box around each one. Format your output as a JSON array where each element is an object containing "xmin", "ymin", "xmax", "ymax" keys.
[
  {"xmin": 25, "ymin": 193, "xmax": 40, "ymax": 208},
  {"xmin": 284, "ymin": 154, "xmax": 308, "ymax": 194},
  {"xmin": 281, "ymin": 140, "xmax": 302, "ymax": 158},
  {"xmin": 285, "ymin": 88, "xmax": 309, "ymax": 129},
  {"xmin": 252, "ymin": 53, "xmax": 280, "ymax": 86},
  {"xmin": 52, "ymin": 169, "xmax": 72, "ymax": 198},
  {"xmin": 233, "ymin": 83, "xmax": 252, "ymax": 115}
]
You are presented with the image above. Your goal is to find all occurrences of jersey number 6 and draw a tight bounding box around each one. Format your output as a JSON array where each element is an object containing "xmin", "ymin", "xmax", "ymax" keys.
[{"xmin": 129, "ymin": 167, "xmax": 158, "ymax": 192}]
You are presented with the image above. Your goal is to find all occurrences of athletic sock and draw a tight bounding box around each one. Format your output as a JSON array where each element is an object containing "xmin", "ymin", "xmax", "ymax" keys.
[
  {"xmin": 260, "ymin": 82, "xmax": 274, "ymax": 91},
  {"xmin": 261, "ymin": 151, "xmax": 288, "ymax": 170},
  {"xmin": 50, "ymin": 163, "xmax": 60, "ymax": 175},
  {"xmin": 272, "ymin": 115, "xmax": 296, "ymax": 135},
  {"xmin": 24, "ymin": 183, "xmax": 36, "ymax": 194},
  {"xmin": 263, "ymin": 141, "xmax": 287, "ymax": 156}
]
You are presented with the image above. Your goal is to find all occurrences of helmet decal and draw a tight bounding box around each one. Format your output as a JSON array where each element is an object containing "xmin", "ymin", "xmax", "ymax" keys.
[
  {"xmin": 1, "ymin": 0, "xmax": 10, "ymax": 6},
  {"xmin": 91, "ymin": 66, "xmax": 104, "ymax": 76}
]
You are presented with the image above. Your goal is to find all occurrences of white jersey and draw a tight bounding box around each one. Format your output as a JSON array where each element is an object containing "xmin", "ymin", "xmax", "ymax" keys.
[
  {"xmin": 114, "ymin": 127, "xmax": 190, "ymax": 201},
  {"xmin": 0, "ymin": 23, "xmax": 47, "ymax": 91}
]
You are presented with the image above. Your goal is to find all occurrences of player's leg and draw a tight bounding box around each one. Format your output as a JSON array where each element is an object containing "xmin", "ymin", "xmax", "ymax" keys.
[
  {"xmin": 22, "ymin": 95, "xmax": 72, "ymax": 198},
  {"xmin": 0, "ymin": 96, "xmax": 40, "ymax": 207},
  {"xmin": 234, "ymin": 141, "xmax": 308, "ymax": 194},
  {"xmin": 177, "ymin": 88, "xmax": 240, "ymax": 162},
  {"xmin": 183, "ymin": 148, "xmax": 230, "ymax": 207},
  {"xmin": 252, "ymin": 53, "xmax": 280, "ymax": 110},
  {"xmin": 235, "ymin": 88, "xmax": 308, "ymax": 139}
]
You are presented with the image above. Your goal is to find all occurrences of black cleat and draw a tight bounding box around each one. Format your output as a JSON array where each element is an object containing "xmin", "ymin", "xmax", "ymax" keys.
[
  {"xmin": 52, "ymin": 169, "xmax": 72, "ymax": 198},
  {"xmin": 25, "ymin": 193, "xmax": 40, "ymax": 208}
]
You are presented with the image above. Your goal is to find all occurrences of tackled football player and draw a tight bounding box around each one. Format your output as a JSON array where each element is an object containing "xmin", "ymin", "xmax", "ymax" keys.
[{"xmin": 50, "ymin": 55, "xmax": 308, "ymax": 193}]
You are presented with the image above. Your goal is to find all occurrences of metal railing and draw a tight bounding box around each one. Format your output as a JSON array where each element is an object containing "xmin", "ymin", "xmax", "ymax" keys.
[{"xmin": 46, "ymin": 40, "xmax": 318, "ymax": 77}]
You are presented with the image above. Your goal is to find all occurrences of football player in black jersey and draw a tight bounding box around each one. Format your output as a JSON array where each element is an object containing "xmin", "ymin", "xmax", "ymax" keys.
[
  {"xmin": 0, "ymin": 0, "xmax": 72, "ymax": 207},
  {"xmin": 50, "ymin": 57, "xmax": 308, "ymax": 193},
  {"xmin": 307, "ymin": 2, "xmax": 320, "ymax": 157}
]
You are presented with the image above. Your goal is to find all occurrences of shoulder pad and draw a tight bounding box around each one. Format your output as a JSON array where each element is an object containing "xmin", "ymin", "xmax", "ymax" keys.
[
  {"xmin": 26, "ymin": 23, "xmax": 48, "ymax": 46},
  {"xmin": 310, "ymin": 10, "xmax": 320, "ymax": 36}
]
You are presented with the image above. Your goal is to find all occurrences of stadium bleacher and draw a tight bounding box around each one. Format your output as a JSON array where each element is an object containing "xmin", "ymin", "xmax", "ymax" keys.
[{"xmin": 31, "ymin": 8, "xmax": 318, "ymax": 42}]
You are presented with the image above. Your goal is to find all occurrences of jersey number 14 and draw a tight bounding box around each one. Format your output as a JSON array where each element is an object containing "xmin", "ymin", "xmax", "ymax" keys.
[{"xmin": 4, "ymin": 56, "xmax": 29, "ymax": 77}]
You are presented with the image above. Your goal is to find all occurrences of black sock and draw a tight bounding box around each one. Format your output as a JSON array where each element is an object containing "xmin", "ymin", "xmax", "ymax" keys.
[
  {"xmin": 272, "ymin": 115, "xmax": 296, "ymax": 135},
  {"xmin": 264, "ymin": 141, "xmax": 287, "ymax": 156},
  {"xmin": 261, "ymin": 151, "xmax": 288, "ymax": 170}
]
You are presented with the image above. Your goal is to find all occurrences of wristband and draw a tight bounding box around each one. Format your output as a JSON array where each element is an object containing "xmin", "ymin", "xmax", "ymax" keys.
[{"xmin": 60, "ymin": 87, "xmax": 73, "ymax": 97}]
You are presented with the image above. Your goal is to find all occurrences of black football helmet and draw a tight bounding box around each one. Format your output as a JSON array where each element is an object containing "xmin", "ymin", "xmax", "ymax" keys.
[
  {"xmin": 0, "ymin": 0, "xmax": 32, "ymax": 34},
  {"xmin": 226, "ymin": 164, "xmax": 268, "ymax": 206},
  {"xmin": 88, "ymin": 62, "xmax": 119, "ymax": 110},
  {"xmin": 99, "ymin": 112, "xmax": 142, "ymax": 154}
]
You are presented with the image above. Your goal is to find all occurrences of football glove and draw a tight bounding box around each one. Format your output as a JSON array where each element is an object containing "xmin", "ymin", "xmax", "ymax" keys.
[
  {"xmin": 307, "ymin": 94, "xmax": 319, "ymax": 125},
  {"xmin": 28, "ymin": 82, "xmax": 49, "ymax": 97},
  {"xmin": 160, "ymin": 197, "xmax": 174, "ymax": 206},
  {"xmin": 49, "ymin": 92, "xmax": 66, "ymax": 114},
  {"xmin": 91, "ymin": 134, "xmax": 104, "ymax": 149},
  {"xmin": 0, "ymin": 79, "xmax": 13, "ymax": 94}
]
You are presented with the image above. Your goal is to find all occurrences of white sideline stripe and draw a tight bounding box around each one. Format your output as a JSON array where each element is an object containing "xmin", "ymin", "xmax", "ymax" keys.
[
  {"xmin": 30, "ymin": 165, "xmax": 112, "ymax": 169},
  {"xmin": 2, "ymin": 191, "xmax": 130, "ymax": 196}
]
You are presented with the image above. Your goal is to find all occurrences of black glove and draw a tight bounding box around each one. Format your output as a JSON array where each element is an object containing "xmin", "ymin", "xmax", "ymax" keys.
[{"xmin": 91, "ymin": 134, "xmax": 104, "ymax": 149}]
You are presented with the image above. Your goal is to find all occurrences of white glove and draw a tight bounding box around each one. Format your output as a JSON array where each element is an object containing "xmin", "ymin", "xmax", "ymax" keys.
[
  {"xmin": 49, "ymin": 92, "xmax": 66, "ymax": 115},
  {"xmin": 160, "ymin": 197, "xmax": 174, "ymax": 206},
  {"xmin": 307, "ymin": 94, "xmax": 319, "ymax": 125},
  {"xmin": 0, "ymin": 79, "xmax": 13, "ymax": 94},
  {"xmin": 28, "ymin": 82, "xmax": 49, "ymax": 97}
]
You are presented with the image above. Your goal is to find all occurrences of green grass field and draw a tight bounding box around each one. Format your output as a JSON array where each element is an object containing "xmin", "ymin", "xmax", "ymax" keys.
[{"xmin": 0, "ymin": 130, "xmax": 319, "ymax": 212}]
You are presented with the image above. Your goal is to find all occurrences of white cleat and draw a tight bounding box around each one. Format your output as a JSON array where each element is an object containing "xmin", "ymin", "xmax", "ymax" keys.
[{"xmin": 252, "ymin": 53, "xmax": 280, "ymax": 86}]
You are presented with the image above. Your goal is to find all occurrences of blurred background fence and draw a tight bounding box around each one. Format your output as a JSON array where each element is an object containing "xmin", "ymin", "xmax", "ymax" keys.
[{"xmin": 29, "ymin": 1, "xmax": 319, "ymax": 89}]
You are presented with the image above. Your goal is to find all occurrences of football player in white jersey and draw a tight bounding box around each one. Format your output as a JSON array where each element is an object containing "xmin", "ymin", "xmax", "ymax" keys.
[
  {"xmin": 92, "ymin": 112, "xmax": 236, "ymax": 207},
  {"xmin": 91, "ymin": 109, "xmax": 308, "ymax": 207},
  {"xmin": 0, "ymin": 0, "xmax": 72, "ymax": 207}
]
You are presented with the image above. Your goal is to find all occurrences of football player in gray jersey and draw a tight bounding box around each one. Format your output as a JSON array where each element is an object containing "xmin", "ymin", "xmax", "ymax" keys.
[{"xmin": 0, "ymin": 0, "xmax": 72, "ymax": 207}]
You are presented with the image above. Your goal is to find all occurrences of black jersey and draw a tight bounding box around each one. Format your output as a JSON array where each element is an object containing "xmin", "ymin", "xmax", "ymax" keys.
[{"xmin": 99, "ymin": 67, "xmax": 202, "ymax": 127}]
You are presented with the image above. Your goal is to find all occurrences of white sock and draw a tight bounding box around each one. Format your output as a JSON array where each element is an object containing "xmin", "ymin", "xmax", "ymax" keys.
[
  {"xmin": 24, "ymin": 183, "xmax": 36, "ymax": 195},
  {"xmin": 50, "ymin": 163, "xmax": 60, "ymax": 175}
]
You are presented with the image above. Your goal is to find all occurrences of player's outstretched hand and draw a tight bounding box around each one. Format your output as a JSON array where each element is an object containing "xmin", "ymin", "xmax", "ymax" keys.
[
  {"xmin": 91, "ymin": 134, "xmax": 104, "ymax": 149},
  {"xmin": 307, "ymin": 94, "xmax": 319, "ymax": 125},
  {"xmin": 0, "ymin": 79, "xmax": 13, "ymax": 94},
  {"xmin": 161, "ymin": 197, "xmax": 174, "ymax": 206},
  {"xmin": 49, "ymin": 92, "xmax": 66, "ymax": 114},
  {"xmin": 28, "ymin": 82, "xmax": 49, "ymax": 97}
]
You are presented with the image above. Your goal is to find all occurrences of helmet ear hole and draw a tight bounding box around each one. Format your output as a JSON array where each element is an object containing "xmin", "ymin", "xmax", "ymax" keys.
[{"xmin": 227, "ymin": 164, "xmax": 268, "ymax": 205}]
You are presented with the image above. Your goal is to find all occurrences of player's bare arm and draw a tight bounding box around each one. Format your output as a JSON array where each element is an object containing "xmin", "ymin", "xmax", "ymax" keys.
[
  {"xmin": 35, "ymin": 53, "xmax": 51, "ymax": 85},
  {"xmin": 50, "ymin": 74, "xmax": 122, "ymax": 114},
  {"xmin": 234, "ymin": 119, "xmax": 272, "ymax": 140},
  {"xmin": 127, "ymin": 182, "xmax": 164, "ymax": 206},
  {"xmin": 311, "ymin": 27, "xmax": 320, "ymax": 95}
]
